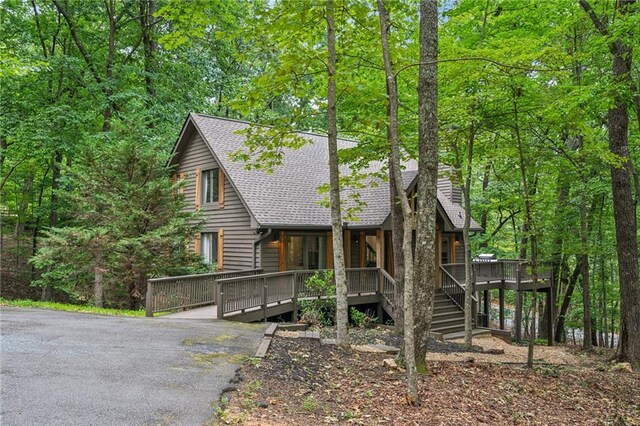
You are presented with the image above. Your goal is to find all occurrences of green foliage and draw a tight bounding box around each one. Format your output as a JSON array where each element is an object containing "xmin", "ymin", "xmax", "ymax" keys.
[
  {"xmin": 298, "ymin": 271, "xmax": 336, "ymax": 327},
  {"xmin": 30, "ymin": 133, "xmax": 205, "ymax": 308},
  {"xmin": 0, "ymin": 298, "xmax": 144, "ymax": 317},
  {"xmin": 349, "ymin": 307, "xmax": 378, "ymax": 328}
]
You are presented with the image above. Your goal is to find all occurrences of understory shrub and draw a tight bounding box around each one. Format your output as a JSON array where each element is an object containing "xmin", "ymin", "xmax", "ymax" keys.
[{"xmin": 298, "ymin": 271, "xmax": 335, "ymax": 326}]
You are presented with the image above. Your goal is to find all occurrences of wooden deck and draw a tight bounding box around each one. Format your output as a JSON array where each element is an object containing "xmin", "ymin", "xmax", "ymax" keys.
[{"xmin": 146, "ymin": 259, "xmax": 553, "ymax": 343}]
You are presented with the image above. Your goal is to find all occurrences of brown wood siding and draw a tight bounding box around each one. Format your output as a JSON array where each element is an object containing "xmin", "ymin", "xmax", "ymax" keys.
[{"xmin": 176, "ymin": 133, "xmax": 256, "ymax": 271}]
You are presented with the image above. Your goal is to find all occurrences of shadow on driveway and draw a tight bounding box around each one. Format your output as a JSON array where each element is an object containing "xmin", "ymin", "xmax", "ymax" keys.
[{"xmin": 0, "ymin": 307, "xmax": 266, "ymax": 425}]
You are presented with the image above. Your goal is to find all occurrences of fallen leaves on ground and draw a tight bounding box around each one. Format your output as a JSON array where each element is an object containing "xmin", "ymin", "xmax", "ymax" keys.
[{"xmin": 220, "ymin": 335, "xmax": 640, "ymax": 425}]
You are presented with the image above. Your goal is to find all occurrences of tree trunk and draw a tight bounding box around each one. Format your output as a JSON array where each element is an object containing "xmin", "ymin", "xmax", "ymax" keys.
[
  {"xmin": 580, "ymin": 0, "xmax": 640, "ymax": 371},
  {"xmin": 377, "ymin": 0, "xmax": 418, "ymax": 404},
  {"xmin": 325, "ymin": 0, "xmax": 348, "ymax": 347},
  {"xmin": 580, "ymin": 194, "xmax": 592, "ymax": 350},
  {"xmin": 461, "ymin": 127, "xmax": 475, "ymax": 349},
  {"xmin": 555, "ymin": 259, "xmax": 582, "ymax": 343},
  {"xmin": 389, "ymin": 160, "xmax": 405, "ymax": 337},
  {"xmin": 413, "ymin": 0, "xmax": 439, "ymax": 377},
  {"xmin": 94, "ymin": 247, "xmax": 104, "ymax": 307}
]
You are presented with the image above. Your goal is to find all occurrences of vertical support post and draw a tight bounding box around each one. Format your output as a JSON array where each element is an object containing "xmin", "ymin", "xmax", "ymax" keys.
[
  {"xmin": 359, "ymin": 231, "xmax": 366, "ymax": 267},
  {"xmin": 344, "ymin": 229, "xmax": 352, "ymax": 268},
  {"xmin": 546, "ymin": 288, "xmax": 553, "ymax": 346},
  {"xmin": 515, "ymin": 264, "xmax": 522, "ymax": 342},
  {"xmin": 145, "ymin": 280, "xmax": 153, "ymax": 317},
  {"xmin": 515, "ymin": 290, "xmax": 523, "ymax": 343},
  {"xmin": 376, "ymin": 269, "xmax": 384, "ymax": 323},
  {"xmin": 499, "ymin": 287, "xmax": 505, "ymax": 330},
  {"xmin": 217, "ymin": 284, "xmax": 224, "ymax": 319},
  {"xmin": 483, "ymin": 289, "xmax": 490, "ymax": 327},
  {"xmin": 375, "ymin": 229, "xmax": 384, "ymax": 270},
  {"xmin": 262, "ymin": 277, "xmax": 267, "ymax": 322},
  {"xmin": 292, "ymin": 272, "xmax": 298, "ymax": 321}
]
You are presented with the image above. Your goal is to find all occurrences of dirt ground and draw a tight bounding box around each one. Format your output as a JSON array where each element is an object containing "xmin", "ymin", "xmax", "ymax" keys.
[{"xmin": 218, "ymin": 328, "xmax": 640, "ymax": 425}]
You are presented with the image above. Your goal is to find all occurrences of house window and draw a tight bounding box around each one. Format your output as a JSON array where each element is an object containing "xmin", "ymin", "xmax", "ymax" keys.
[
  {"xmin": 201, "ymin": 232, "xmax": 218, "ymax": 264},
  {"xmin": 201, "ymin": 169, "xmax": 219, "ymax": 204},
  {"xmin": 285, "ymin": 234, "xmax": 326, "ymax": 270}
]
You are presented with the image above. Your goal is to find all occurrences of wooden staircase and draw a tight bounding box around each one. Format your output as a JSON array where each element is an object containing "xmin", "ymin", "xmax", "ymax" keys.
[{"xmin": 432, "ymin": 289, "xmax": 466, "ymax": 337}]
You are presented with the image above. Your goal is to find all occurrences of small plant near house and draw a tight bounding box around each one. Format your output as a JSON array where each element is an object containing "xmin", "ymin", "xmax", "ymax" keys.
[
  {"xmin": 350, "ymin": 307, "xmax": 378, "ymax": 328},
  {"xmin": 298, "ymin": 271, "xmax": 336, "ymax": 326}
]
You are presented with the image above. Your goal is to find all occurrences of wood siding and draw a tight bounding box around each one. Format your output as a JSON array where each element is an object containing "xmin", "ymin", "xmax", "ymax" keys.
[
  {"xmin": 260, "ymin": 240, "xmax": 280, "ymax": 272},
  {"xmin": 177, "ymin": 133, "xmax": 256, "ymax": 271}
]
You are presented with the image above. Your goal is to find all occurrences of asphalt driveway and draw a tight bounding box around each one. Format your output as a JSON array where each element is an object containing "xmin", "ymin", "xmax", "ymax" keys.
[{"xmin": 0, "ymin": 307, "xmax": 266, "ymax": 425}]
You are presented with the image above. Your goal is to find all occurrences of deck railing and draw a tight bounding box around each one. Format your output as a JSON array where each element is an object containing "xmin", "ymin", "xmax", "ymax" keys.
[
  {"xmin": 440, "ymin": 266, "xmax": 477, "ymax": 310},
  {"xmin": 441, "ymin": 259, "xmax": 552, "ymax": 286},
  {"xmin": 216, "ymin": 267, "xmax": 386, "ymax": 319},
  {"xmin": 380, "ymin": 268, "xmax": 395, "ymax": 306},
  {"xmin": 145, "ymin": 268, "xmax": 263, "ymax": 316}
]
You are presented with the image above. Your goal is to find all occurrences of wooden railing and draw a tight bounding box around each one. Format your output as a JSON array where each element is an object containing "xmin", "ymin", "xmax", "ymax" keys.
[
  {"xmin": 380, "ymin": 268, "xmax": 395, "ymax": 306},
  {"xmin": 145, "ymin": 269, "xmax": 262, "ymax": 316},
  {"xmin": 440, "ymin": 266, "xmax": 477, "ymax": 310},
  {"xmin": 441, "ymin": 259, "xmax": 552, "ymax": 285},
  {"xmin": 216, "ymin": 268, "xmax": 386, "ymax": 319}
]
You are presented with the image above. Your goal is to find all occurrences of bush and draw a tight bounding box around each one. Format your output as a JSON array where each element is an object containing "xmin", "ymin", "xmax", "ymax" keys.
[
  {"xmin": 298, "ymin": 271, "xmax": 335, "ymax": 326},
  {"xmin": 350, "ymin": 307, "xmax": 378, "ymax": 328}
]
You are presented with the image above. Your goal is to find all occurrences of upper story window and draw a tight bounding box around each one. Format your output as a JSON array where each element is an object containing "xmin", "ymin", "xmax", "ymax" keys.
[{"xmin": 202, "ymin": 169, "xmax": 219, "ymax": 204}]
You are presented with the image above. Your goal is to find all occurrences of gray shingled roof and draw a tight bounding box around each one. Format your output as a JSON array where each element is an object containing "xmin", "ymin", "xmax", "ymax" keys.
[{"xmin": 180, "ymin": 113, "xmax": 481, "ymax": 231}]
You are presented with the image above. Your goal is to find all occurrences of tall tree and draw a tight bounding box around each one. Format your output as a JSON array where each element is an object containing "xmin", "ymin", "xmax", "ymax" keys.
[
  {"xmin": 579, "ymin": 0, "xmax": 640, "ymax": 368},
  {"xmin": 377, "ymin": 0, "xmax": 418, "ymax": 403},
  {"xmin": 413, "ymin": 0, "xmax": 439, "ymax": 375},
  {"xmin": 326, "ymin": 0, "xmax": 349, "ymax": 347}
]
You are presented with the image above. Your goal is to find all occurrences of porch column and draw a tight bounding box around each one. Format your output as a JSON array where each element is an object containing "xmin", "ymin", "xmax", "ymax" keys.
[
  {"xmin": 359, "ymin": 231, "xmax": 366, "ymax": 267},
  {"xmin": 499, "ymin": 288, "xmax": 505, "ymax": 330},
  {"xmin": 344, "ymin": 230, "xmax": 351, "ymax": 268},
  {"xmin": 515, "ymin": 290, "xmax": 523, "ymax": 343},
  {"xmin": 375, "ymin": 229, "xmax": 384, "ymax": 270},
  {"xmin": 546, "ymin": 288, "xmax": 554, "ymax": 346}
]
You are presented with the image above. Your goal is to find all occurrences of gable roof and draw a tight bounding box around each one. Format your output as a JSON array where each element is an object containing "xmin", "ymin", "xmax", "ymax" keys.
[{"xmin": 170, "ymin": 113, "xmax": 482, "ymax": 231}]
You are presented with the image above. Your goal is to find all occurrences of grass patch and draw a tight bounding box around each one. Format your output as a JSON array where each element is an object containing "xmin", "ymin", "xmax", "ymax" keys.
[{"xmin": 0, "ymin": 298, "xmax": 145, "ymax": 317}]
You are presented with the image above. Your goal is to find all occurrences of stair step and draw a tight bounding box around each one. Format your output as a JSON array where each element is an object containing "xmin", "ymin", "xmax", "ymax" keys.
[
  {"xmin": 433, "ymin": 311, "xmax": 464, "ymax": 321},
  {"xmin": 432, "ymin": 324, "xmax": 466, "ymax": 334},
  {"xmin": 434, "ymin": 305, "xmax": 461, "ymax": 314},
  {"xmin": 431, "ymin": 316, "xmax": 465, "ymax": 327}
]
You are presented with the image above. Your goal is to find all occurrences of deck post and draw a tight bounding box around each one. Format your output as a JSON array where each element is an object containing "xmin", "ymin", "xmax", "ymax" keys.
[
  {"xmin": 262, "ymin": 277, "xmax": 267, "ymax": 322},
  {"xmin": 483, "ymin": 290, "xmax": 490, "ymax": 327},
  {"xmin": 546, "ymin": 288, "xmax": 553, "ymax": 346},
  {"xmin": 292, "ymin": 273, "xmax": 298, "ymax": 321},
  {"xmin": 376, "ymin": 268, "xmax": 384, "ymax": 323},
  {"xmin": 515, "ymin": 290, "xmax": 523, "ymax": 343},
  {"xmin": 216, "ymin": 281, "xmax": 224, "ymax": 319},
  {"xmin": 499, "ymin": 288, "xmax": 505, "ymax": 330},
  {"xmin": 145, "ymin": 280, "xmax": 154, "ymax": 317}
]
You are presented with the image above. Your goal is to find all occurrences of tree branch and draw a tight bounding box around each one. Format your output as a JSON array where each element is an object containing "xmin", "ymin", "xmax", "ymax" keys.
[{"xmin": 52, "ymin": 0, "xmax": 103, "ymax": 85}]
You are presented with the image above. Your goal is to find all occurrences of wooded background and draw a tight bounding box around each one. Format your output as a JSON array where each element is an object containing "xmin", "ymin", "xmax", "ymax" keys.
[{"xmin": 1, "ymin": 0, "xmax": 638, "ymax": 354}]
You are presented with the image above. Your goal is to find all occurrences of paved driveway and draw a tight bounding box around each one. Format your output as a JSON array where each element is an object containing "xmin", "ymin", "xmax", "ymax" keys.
[{"xmin": 0, "ymin": 308, "xmax": 266, "ymax": 425}]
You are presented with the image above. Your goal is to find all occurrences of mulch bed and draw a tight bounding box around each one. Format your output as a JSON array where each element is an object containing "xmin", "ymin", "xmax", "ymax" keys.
[{"xmin": 220, "ymin": 335, "xmax": 640, "ymax": 425}]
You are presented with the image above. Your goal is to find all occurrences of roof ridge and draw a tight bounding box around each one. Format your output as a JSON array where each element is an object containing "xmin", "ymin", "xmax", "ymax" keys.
[{"xmin": 191, "ymin": 113, "xmax": 360, "ymax": 144}]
